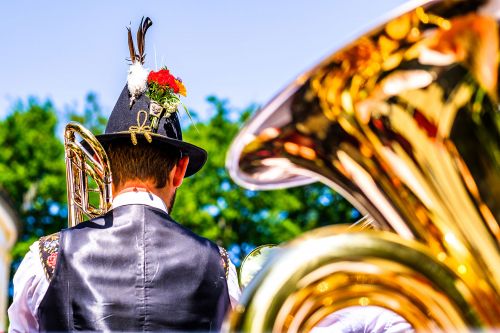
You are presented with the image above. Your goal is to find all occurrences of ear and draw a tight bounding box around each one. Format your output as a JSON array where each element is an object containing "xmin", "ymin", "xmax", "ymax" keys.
[{"xmin": 172, "ymin": 156, "xmax": 189, "ymax": 188}]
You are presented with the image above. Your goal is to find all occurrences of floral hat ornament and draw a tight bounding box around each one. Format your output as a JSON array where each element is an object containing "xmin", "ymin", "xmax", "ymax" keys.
[
  {"xmin": 126, "ymin": 17, "xmax": 189, "ymax": 132},
  {"xmin": 93, "ymin": 17, "xmax": 207, "ymax": 177}
]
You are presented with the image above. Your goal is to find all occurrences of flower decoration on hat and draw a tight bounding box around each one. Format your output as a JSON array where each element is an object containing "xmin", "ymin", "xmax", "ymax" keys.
[
  {"xmin": 126, "ymin": 17, "xmax": 190, "ymax": 133},
  {"xmin": 146, "ymin": 67, "xmax": 188, "ymax": 130}
]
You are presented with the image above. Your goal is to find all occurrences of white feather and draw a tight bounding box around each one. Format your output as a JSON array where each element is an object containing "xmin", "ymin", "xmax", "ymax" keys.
[{"xmin": 127, "ymin": 62, "xmax": 150, "ymax": 105}]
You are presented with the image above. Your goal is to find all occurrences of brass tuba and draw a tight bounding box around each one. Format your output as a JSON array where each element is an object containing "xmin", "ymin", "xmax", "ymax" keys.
[
  {"xmin": 225, "ymin": 0, "xmax": 500, "ymax": 331},
  {"xmin": 64, "ymin": 122, "xmax": 112, "ymax": 227}
]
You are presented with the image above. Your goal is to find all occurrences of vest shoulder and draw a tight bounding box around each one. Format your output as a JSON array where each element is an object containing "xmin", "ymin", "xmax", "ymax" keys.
[
  {"xmin": 144, "ymin": 206, "xmax": 217, "ymax": 244},
  {"xmin": 218, "ymin": 246, "xmax": 230, "ymax": 278},
  {"xmin": 38, "ymin": 232, "xmax": 61, "ymax": 281},
  {"xmin": 144, "ymin": 207, "xmax": 230, "ymax": 276}
]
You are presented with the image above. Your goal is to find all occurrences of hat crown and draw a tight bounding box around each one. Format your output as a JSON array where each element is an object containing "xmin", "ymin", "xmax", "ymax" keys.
[
  {"xmin": 105, "ymin": 86, "xmax": 183, "ymax": 142},
  {"xmin": 96, "ymin": 17, "xmax": 207, "ymax": 177}
]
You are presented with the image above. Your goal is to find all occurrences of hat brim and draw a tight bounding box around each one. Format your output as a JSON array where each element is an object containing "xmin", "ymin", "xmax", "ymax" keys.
[{"xmin": 95, "ymin": 132, "xmax": 207, "ymax": 177}]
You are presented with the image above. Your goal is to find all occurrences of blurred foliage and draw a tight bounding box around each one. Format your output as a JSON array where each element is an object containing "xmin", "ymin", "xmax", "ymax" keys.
[
  {"xmin": 1, "ymin": 94, "xmax": 359, "ymax": 273},
  {"xmin": 1, "ymin": 93, "xmax": 106, "ymax": 274},
  {"xmin": 0, "ymin": 98, "xmax": 66, "ymax": 262},
  {"xmin": 67, "ymin": 93, "xmax": 107, "ymax": 135}
]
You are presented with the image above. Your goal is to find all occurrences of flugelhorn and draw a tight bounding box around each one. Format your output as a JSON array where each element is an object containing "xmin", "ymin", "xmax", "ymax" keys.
[
  {"xmin": 226, "ymin": 0, "xmax": 500, "ymax": 331},
  {"xmin": 64, "ymin": 122, "xmax": 112, "ymax": 227}
]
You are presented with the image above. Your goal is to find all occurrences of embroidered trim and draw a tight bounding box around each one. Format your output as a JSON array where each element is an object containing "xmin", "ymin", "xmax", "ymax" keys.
[
  {"xmin": 218, "ymin": 246, "xmax": 230, "ymax": 279},
  {"xmin": 38, "ymin": 232, "xmax": 60, "ymax": 282},
  {"xmin": 128, "ymin": 110, "xmax": 153, "ymax": 145}
]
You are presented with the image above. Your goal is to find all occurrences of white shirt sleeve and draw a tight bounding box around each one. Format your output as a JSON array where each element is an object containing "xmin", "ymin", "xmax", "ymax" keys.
[
  {"xmin": 310, "ymin": 306, "xmax": 413, "ymax": 333},
  {"xmin": 226, "ymin": 259, "xmax": 241, "ymax": 308},
  {"xmin": 8, "ymin": 241, "xmax": 49, "ymax": 333}
]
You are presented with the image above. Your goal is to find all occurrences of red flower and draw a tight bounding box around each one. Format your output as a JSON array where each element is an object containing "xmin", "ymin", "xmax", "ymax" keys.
[
  {"xmin": 148, "ymin": 69, "xmax": 180, "ymax": 93},
  {"xmin": 47, "ymin": 252, "xmax": 58, "ymax": 268}
]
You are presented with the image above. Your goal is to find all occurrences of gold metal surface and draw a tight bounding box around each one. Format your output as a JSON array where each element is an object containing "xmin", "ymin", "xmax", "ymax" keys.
[
  {"xmin": 226, "ymin": 0, "xmax": 500, "ymax": 331},
  {"xmin": 238, "ymin": 216, "xmax": 374, "ymax": 290},
  {"xmin": 239, "ymin": 244, "xmax": 279, "ymax": 289},
  {"xmin": 64, "ymin": 122, "xmax": 112, "ymax": 227},
  {"xmin": 226, "ymin": 226, "xmax": 482, "ymax": 332}
]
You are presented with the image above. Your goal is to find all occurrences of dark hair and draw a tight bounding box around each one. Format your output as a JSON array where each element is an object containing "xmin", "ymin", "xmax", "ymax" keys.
[{"xmin": 106, "ymin": 140, "xmax": 180, "ymax": 189}]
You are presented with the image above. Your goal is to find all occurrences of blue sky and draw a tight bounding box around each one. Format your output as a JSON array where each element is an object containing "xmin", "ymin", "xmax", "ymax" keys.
[{"xmin": 0, "ymin": 0, "xmax": 407, "ymax": 121}]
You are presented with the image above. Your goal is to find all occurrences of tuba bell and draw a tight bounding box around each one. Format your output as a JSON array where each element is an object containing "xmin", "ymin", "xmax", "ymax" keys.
[
  {"xmin": 226, "ymin": 0, "xmax": 500, "ymax": 331},
  {"xmin": 64, "ymin": 122, "xmax": 112, "ymax": 227}
]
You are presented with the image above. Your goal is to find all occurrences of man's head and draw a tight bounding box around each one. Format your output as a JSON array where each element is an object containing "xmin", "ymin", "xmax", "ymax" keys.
[{"xmin": 106, "ymin": 140, "xmax": 189, "ymax": 212}]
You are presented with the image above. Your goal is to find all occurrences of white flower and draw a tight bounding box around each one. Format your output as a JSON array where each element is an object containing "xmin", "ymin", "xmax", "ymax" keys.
[{"xmin": 127, "ymin": 61, "xmax": 150, "ymax": 106}]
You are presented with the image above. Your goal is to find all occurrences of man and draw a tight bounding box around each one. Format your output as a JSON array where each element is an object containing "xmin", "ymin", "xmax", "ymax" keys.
[{"xmin": 8, "ymin": 17, "xmax": 240, "ymax": 332}]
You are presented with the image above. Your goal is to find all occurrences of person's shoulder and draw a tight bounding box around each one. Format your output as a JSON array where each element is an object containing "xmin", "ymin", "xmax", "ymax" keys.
[
  {"xmin": 38, "ymin": 232, "xmax": 61, "ymax": 281},
  {"xmin": 146, "ymin": 206, "xmax": 213, "ymax": 241},
  {"xmin": 218, "ymin": 246, "xmax": 230, "ymax": 279},
  {"xmin": 61, "ymin": 208, "xmax": 115, "ymax": 235},
  {"xmin": 146, "ymin": 206, "xmax": 224, "ymax": 255}
]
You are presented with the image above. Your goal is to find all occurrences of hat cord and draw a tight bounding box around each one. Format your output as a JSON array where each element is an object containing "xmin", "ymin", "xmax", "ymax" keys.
[{"xmin": 128, "ymin": 110, "xmax": 153, "ymax": 145}]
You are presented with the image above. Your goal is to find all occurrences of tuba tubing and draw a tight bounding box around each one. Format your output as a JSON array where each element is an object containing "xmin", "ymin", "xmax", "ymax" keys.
[
  {"xmin": 225, "ymin": 226, "xmax": 483, "ymax": 332},
  {"xmin": 64, "ymin": 122, "xmax": 112, "ymax": 227}
]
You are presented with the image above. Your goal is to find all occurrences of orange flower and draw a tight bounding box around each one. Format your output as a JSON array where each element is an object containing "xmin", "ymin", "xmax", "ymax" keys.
[{"xmin": 176, "ymin": 79, "xmax": 187, "ymax": 97}]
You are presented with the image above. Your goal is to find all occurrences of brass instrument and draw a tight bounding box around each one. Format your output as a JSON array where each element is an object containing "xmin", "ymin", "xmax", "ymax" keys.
[
  {"xmin": 226, "ymin": 0, "xmax": 500, "ymax": 331},
  {"xmin": 238, "ymin": 217, "xmax": 374, "ymax": 290},
  {"xmin": 239, "ymin": 244, "xmax": 279, "ymax": 289},
  {"xmin": 64, "ymin": 122, "xmax": 112, "ymax": 227}
]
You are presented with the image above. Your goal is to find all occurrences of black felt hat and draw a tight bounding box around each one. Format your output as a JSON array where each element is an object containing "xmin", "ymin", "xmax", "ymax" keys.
[
  {"xmin": 95, "ymin": 17, "xmax": 206, "ymax": 177},
  {"xmin": 96, "ymin": 86, "xmax": 206, "ymax": 177}
]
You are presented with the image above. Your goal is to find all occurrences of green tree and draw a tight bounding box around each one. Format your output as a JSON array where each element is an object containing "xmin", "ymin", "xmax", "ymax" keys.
[
  {"xmin": 1, "ymin": 93, "xmax": 107, "ymax": 270},
  {"xmin": 0, "ymin": 98, "xmax": 67, "ymax": 261},
  {"xmin": 67, "ymin": 93, "xmax": 107, "ymax": 135},
  {"xmin": 176, "ymin": 96, "xmax": 359, "ymax": 264}
]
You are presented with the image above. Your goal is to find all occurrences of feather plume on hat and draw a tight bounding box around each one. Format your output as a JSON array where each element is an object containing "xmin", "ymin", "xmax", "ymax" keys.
[{"xmin": 127, "ymin": 17, "xmax": 153, "ymax": 107}]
